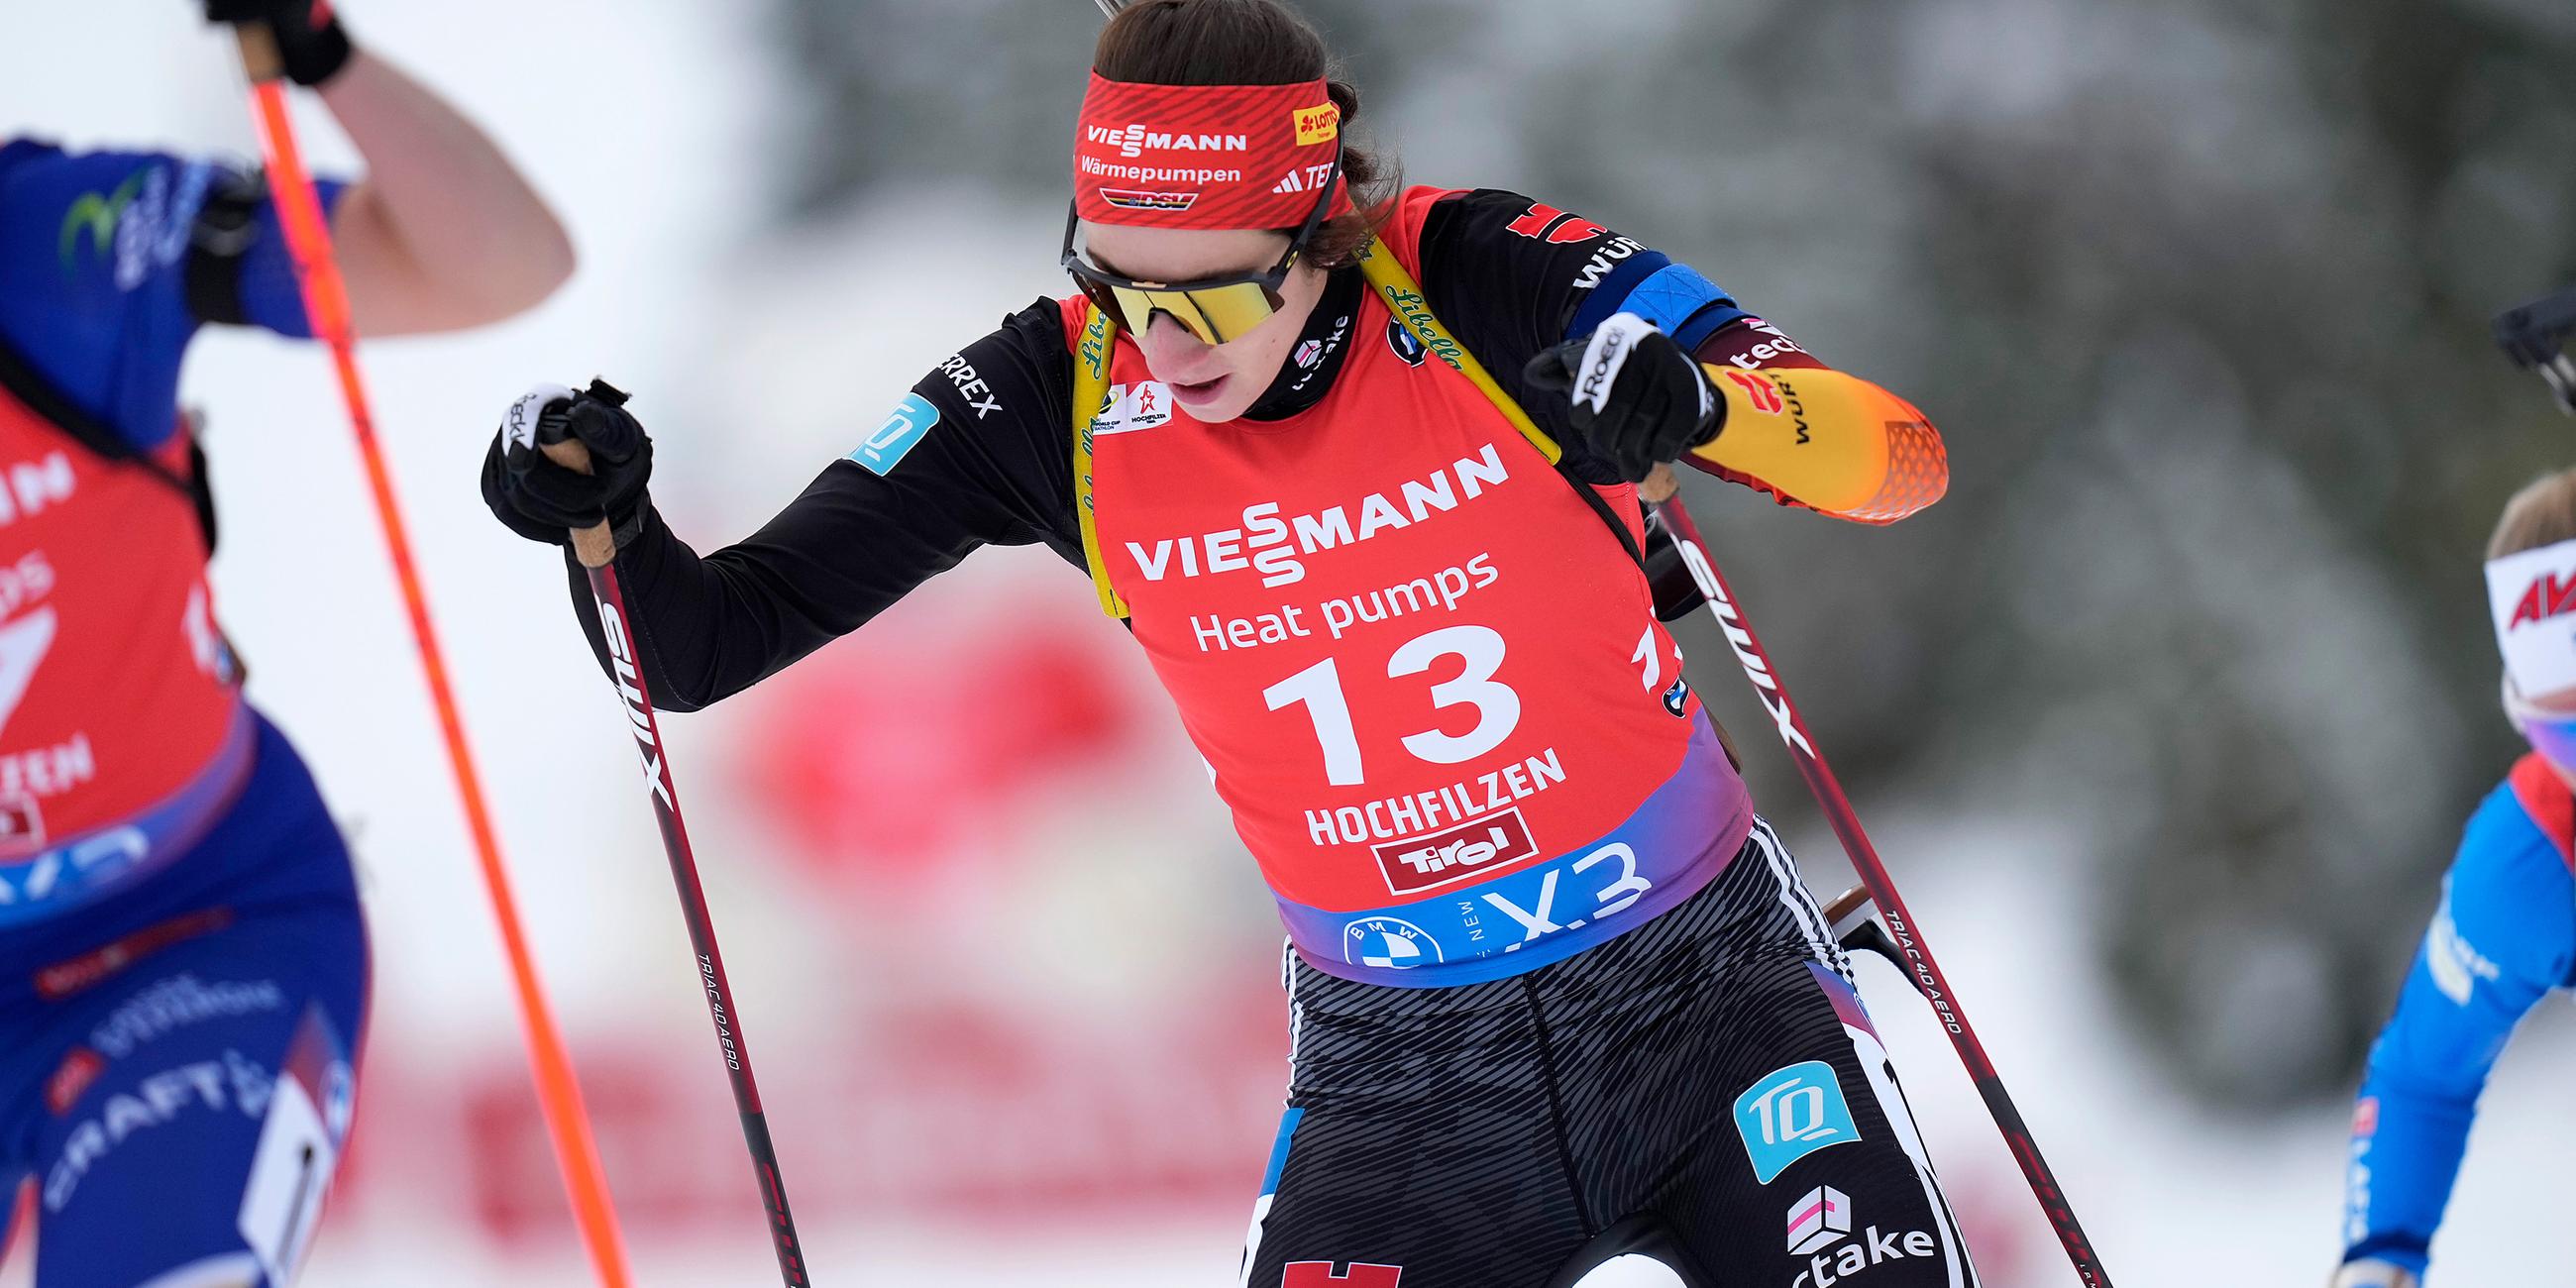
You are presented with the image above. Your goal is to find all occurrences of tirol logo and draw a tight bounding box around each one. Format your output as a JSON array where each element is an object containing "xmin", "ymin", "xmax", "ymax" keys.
[
  {"xmin": 1786, "ymin": 1186, "xmax": 1852, "ymax": 1256},
  {"xmin": 1662, "ymin": 676, "xmax": 1691, "ymax": 717},
  {"xmin": 1091, "ymin": 381, "xmax": 1174, "ymax": 437},
  {"xmin": 1100, "ymin": 187, "xmax": 1197, "ymax": 212},
  {"xmin": 1370, "ymin": 808, "xmax": 1539, "ymax": 896},
  {"xmin": 1733, "ymin": 1061, "xmax": 1861, "ymax": 1184},
  {"xmin": 1086, "ymin": 124, "xmax": 1250, "ymax": 161},
  {"xmin": 1386, "ymin": 318, "xmax": 1427, "ymax": 367},
  {"xmin": 1292, "ymin": 101, "xmax": 1342, "ymax": 147},
  {"xmin": 1342, "ymin": 916, "xmax": 1444, "ymax": 970}
]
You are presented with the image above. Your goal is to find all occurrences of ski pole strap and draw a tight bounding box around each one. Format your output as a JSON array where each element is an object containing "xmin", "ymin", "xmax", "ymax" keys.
[{"xmin": 1071, "ymin": 303, "xmax": 1129, "ymax": 618}]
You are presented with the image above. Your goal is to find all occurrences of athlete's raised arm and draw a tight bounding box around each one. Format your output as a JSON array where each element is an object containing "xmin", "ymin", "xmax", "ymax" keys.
[
  {"xmin": 1414, "ymin": 187, "xmax": 1946, "ymax": 522},
  {"xmin": 197, "ymin": 0, "xmax": 577, "ymax": 336},
  {"xmin": 480, "ymin": 303, "xmax": 1082, "ymax": 711},
  {"xmin": 2336, "ymin": 770, "xmax": 2575, "ymax": 1285}
]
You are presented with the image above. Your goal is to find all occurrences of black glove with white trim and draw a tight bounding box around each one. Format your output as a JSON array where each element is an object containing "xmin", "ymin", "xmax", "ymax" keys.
[
  {"xmin": 1524, "ymin": 312, "xmax": 1723, "ymax": 484},
  {"xmin": 203, "ymin": 0, "xmax": 356, "ymax": 87},
  {"xmin": 481, "ymin": 379, "xmax": 654, "ymax": 547}
]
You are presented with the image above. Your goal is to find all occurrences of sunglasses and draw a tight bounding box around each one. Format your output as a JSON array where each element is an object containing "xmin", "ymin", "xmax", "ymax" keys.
[
  {"xmin": 1060, "ymin": 157, "xmax": 1342, "ymax": 346},
  {"xmin": 2505, "ymin": 675, "xmax": 2576, "ymax": 770}
]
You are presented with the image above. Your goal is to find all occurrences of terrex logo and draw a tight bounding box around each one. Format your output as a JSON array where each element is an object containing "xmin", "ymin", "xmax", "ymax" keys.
[
  {"xmin": 1085, "ymin": 124, "xmax": 1250, "ymax": 160},
  {"xmin": 1274, "ymin": 162, "xmax": 1337, "ymax": 195},
  {"xmin": 1292, "ymin": 102, "xmax": 1342, "ymax": 147}
]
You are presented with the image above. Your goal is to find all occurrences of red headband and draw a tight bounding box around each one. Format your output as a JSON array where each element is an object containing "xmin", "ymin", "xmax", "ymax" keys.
[{"xmin": 1073, "ymin": 71, "xmax": 1349, "ymax": 230}]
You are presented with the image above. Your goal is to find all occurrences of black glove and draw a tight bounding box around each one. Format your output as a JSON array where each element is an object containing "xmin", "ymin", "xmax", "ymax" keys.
[
  {"xmin": 481, "ymin": 379, "xmax": 654, "ymax": 548},
  {"xmin": 204, "ymin": 0, "xmax": 356, "ymax": 87},
  {"xmin": 1524, "ymin": 313, "xmax": 1723, "ymax": 484}
]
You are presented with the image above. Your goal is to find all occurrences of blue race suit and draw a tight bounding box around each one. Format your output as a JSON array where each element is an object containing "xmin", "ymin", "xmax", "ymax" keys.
[
  {"xmin": 0, "ymin": 139, "xmax": 369, "ymax": 1288},
  {"xmin": 2340, "ymin": 752, "xmax": 2576, "ymax": 1278}
]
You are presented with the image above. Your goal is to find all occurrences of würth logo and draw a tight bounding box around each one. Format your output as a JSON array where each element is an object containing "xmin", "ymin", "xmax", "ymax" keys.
[{"xmin": 1371, "ymin": 808, "xmax": 1538, "ymax": 896}]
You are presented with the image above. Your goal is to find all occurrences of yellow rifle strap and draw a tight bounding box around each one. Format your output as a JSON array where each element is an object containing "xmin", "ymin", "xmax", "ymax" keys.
[
  {"xmin": 1069, "ymin": 237, "xmax": 1563, "ymax": 619},
  {"xmin": 1353, "ymin": 237, "xmax": 1563, "ymax": 465},
  {"xmin": 1071, "ymin": 302, "xmax": 1129, "ymax": 618}
]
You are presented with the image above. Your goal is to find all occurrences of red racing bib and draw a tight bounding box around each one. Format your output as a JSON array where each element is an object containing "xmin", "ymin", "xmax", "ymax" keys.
[
  {"xmin": 1059, "ymin": 199, "xmax": 1752, "ymax": 984},
  {"xmin": 0, "ymin": 380, "xmax": 249, "ymax": 926}
]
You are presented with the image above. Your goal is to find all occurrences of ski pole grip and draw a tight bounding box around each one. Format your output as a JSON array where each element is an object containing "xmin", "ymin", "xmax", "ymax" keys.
[
  {"xmin": 536, "ymin": 439, "xmax": 618, "ymax": 570},
  {"xmin": 235, "ymin": 23, "xmax": 287, "ymax": 85}
]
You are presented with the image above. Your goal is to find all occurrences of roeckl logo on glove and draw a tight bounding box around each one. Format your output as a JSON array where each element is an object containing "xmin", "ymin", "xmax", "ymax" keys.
[
  {"xmin": 1572, "ymin": 314, "xmax": 1657, "ymax": 416},
  {"xmin": 503, "ymin": 383, "xmax": 578, "ymax": 452}
]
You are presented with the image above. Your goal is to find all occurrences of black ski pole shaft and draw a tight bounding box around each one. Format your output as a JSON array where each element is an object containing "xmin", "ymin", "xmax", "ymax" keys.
[
  {"xmin": 540, "ymin": 419, "xmax": 811, "ymax": 1288},
  {"xmin": 1656, "ymin": 495, "xmax": 2112, "ymax": 1287}
]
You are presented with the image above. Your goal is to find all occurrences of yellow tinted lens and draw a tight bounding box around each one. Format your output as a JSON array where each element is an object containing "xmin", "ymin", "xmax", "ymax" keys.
[
  {"xmin": 1185, "ymin": 281, "xmax": 1281, "ymax": 345},
  {"xmin": 1107, "ymin": 282, "xmax": 1277, "ymax": 346}
]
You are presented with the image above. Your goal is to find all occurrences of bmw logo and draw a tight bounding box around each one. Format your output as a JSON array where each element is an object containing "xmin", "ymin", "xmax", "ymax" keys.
[{"xmin": 1342, "ymin": 915, "xmax": 1445, "ymax": 969}]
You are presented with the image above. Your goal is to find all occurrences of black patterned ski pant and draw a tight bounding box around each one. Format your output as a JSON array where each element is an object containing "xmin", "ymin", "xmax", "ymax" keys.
[{"xmin": 1240, "ymin": 818, "xmax": 1979, "ymax": 1288}]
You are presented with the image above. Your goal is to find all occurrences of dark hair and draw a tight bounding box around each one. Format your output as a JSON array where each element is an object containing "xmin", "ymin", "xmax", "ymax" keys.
[{"xmin": 1094, "ymin": 0, "xmax": 1400, "ymax": 268}]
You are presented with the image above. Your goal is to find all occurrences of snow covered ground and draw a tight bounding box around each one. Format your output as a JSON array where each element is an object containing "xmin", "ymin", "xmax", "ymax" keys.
[{"xmin": 7, "ymin": 3, "xmax": 2573, "ymax": 1285}]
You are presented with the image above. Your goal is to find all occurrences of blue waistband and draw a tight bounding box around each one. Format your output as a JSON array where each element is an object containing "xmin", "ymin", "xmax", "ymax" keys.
[
  {"xmin": 0, "ymin": 700, "xmax": 255, "ymax": 928},
  {"xmin": 1277, "ymin": 720, "xmax": 1755, "ymax": 987}
]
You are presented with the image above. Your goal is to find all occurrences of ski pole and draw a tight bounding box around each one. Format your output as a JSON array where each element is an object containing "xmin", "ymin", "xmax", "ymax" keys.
[
  {"xmin": 231, "ymin": 27, "xmax": 635, "ymax": 1285},
  {"xmin": 2494, "ymin": 285, "xmax": 2576, "ymax": 416},
  {"xmin": 529, "ymin": 388, "xmax": 810, "ymax": 1288},
  {"xmin": 1653, "ymin": 496, "xmax": 2113, "ymax": 1288}
]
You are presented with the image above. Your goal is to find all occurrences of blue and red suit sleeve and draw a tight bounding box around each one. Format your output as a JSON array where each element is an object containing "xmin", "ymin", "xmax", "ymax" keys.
[
  {"xmin": 2341, "ymin": 756, "xmax": 2576, "ymax": 1277},
  {"xmin": 0, "ymin": 139, "xmax": 344, "ymax": 451}
]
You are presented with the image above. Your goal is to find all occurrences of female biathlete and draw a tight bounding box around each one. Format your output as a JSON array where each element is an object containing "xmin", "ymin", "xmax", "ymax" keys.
[
  {"xmin": 0, "ymin": 3, "xmax": 570, "ymax": 1283},
  {"xmin": 2332, "ymin": 466, "xmax": 2576, "ymax": 1288},
  {"xmin": 483, "ymin": 2, "xmax": 1965, "ymax": 1283}
]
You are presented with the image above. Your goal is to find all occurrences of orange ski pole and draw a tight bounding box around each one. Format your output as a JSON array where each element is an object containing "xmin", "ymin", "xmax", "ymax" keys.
[{"xmin": 233, "ymin": 26, "xmax": 634, "ymax": 1285}]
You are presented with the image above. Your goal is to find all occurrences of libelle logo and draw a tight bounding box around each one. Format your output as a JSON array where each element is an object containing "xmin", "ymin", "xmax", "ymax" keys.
[
  {"xmin": 1292, "ymin": 102, "xmax": 1342, "ymax": 147},
  {"xmin": 1733, "ymin": 1061, "xmax": 1862, "ymax": 1184},
  {"xmin": 1100, "ymin": 188, "xmax": 1197, "ymax": 212},
  {"xmin": 1085, "ymin": 124, "xmax": 1250, "ymax": 161},
  {"xmin": 1370, "ymin": 808, "xmax": 1539, "ymax": 896},
  {"xmin": 1786, "ymin": 1185, "xmax": 1852, "ymax": 1256}
]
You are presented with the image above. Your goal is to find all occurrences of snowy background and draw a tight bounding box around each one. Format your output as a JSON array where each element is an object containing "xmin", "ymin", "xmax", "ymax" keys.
[{"xmin": 7, "ymin": 0, "xmax": 2576, "ymax": 1283}]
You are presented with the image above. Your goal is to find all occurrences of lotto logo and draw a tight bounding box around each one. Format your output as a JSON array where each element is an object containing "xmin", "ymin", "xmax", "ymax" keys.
[
  {"xmin": 1733, "ymin": 1061, "xmax": 1862, "ymax": 1184},
  {"xmin": 1292, "ymin": 102, "xmax": 1342, "ymax": 147},
  {"xmin": 1786, "ymin": 1186, "xmax": 1852, "ymax": 1255}
]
